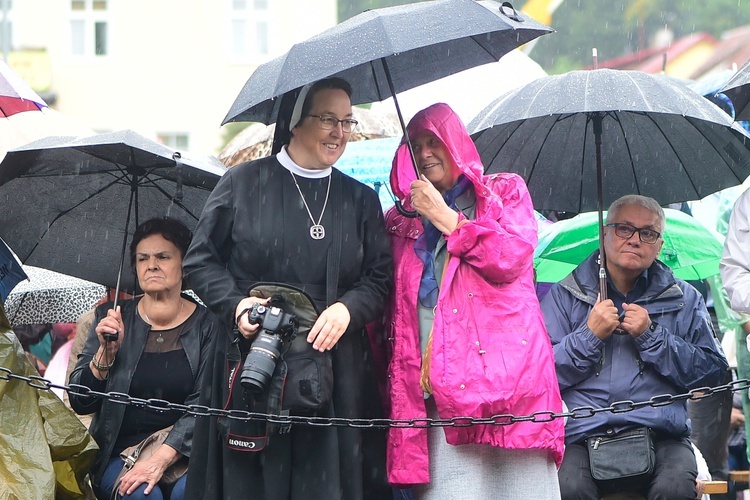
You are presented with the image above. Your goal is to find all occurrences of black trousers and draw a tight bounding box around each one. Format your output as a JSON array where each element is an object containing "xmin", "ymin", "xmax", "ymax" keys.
[{"xmin": 558, "ymin": 437, "xmax": 698, "ymax": 500}]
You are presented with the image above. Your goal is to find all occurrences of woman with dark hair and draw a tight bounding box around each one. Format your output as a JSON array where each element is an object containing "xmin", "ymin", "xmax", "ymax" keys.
[
  {"xmin": 182, "ymin": 77, "xmax": 393, "ymax": 499},
  {"xmin": 69, "ymin": 217, "xmax": 218, "ymax": 500}
]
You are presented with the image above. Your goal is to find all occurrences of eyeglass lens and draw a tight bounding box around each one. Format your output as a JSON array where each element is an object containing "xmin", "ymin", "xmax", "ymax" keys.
[
  {"xmin": 613, "ymin": 224, "xmax": 659, "ymax": 243},
  {"xmin": 310, "ymin": 115, "xmax": 357, "ymax": 133}
]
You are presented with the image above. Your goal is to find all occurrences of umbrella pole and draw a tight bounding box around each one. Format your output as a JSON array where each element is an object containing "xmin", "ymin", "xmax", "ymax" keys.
[
  {"xmin": 110, "ymin": 174, "xmax": 137, "ymax": 314},
  {"xmin": 593, "ymin": 113, "xmax": 608, "ymax": 301},
  {"xmin": 380, "ymin": 58, "xmax": 420, "ymax": 218}
]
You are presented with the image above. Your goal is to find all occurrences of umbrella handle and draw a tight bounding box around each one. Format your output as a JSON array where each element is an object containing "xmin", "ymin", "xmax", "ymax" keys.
[
  {"xmin": 499, "ymin": 2, "xmax": 523, "ymax": 22},
  {"xmin": 396, "ymin": 200, "xmax": 417, "ymax": 218}
]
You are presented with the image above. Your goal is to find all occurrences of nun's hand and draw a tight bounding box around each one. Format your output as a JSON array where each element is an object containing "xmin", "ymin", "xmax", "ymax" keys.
[
  {"xmin": 235, "ymin": 296, "xmax": 270, "ymax": 339},
  {"xmin": 308, "ymin": 302, "xmax": 350, "ymax": 351},
  {"xmin": 410, "ymin": 175, "xmax": 459, "ymax": 234}
]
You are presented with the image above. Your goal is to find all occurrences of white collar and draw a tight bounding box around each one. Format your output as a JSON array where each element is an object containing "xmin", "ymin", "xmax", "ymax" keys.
[{"xmin": 277, "ymin": 146, "xmax": 332, "ymax": 179}]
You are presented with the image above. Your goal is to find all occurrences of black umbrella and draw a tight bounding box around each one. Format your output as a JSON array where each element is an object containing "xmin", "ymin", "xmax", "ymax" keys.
[
  {"xmin": 223, "ymin": 0, "xmax": 551, "ymax": 216},
  {"xmin": 467, "ymin": 68, "xmax": 750, "ymax": 299},
  {"xmin": 718, "ymin": 58, "xmax": 750, "ymax": 121},
  {"xmin": 0, "ymin": 130, "xmax": 226, "ymax": 299},
  {"xmin": 225, "ymin": 1, "xmax": 550, "ymax": 138}
]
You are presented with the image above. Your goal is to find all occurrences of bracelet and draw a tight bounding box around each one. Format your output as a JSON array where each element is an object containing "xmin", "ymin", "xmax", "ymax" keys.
[{"xmin": 91, "ymin": 352, "xmax": 116, "ymax": 372}]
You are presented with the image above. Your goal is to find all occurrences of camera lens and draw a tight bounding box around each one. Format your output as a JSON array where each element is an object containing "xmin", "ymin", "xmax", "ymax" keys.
[{"xmin": 241, "ymin": 332, "xmax": 283, "ymax": 393}]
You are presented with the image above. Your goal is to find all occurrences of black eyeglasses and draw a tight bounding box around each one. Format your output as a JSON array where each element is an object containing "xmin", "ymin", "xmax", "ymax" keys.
[
  {"xmin": 306, "ymin": 114, "xmax": 359, "ymax": 133},
  {"xmin": 605, "ymin": 223, "xmax": 661, "ymax": 244}
]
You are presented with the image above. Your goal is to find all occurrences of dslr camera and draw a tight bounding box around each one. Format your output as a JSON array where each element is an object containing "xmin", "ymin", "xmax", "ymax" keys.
[{"xmin": 240, "ymin": 301, "xmax": 298, "ymax": 393}]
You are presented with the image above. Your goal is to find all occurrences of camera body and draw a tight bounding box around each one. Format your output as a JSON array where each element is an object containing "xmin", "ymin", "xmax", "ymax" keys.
[{"xmin": 240, "ymin": 302, "xmax": 298, "ymax": 393}]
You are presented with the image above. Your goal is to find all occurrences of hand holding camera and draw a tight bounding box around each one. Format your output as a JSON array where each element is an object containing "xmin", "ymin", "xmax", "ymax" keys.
[
  {"xmin": 240, "ymin": 300, "xmax": 299, "ymax": 393},
  {"xmin": 235, "ymin": 296, "xmax": 270, "ymax": 339}
]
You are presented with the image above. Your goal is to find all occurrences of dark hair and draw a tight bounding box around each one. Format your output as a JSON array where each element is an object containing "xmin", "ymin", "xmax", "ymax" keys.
[
  {"xmin": 298, "ymin": 77, "xmax": 353, "ymax": 119},
  {"xmin": 129, "ymin": 217, "xmax": 192, "ymax": 267}
]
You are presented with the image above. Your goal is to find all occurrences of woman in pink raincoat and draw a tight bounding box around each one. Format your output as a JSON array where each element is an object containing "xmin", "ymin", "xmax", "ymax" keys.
[{"xmin": 384, "ymin": 103, "xmax": 564, "ymax": 498}]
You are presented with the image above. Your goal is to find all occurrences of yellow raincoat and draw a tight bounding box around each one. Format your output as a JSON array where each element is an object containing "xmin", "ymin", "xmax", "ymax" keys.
[{"xmin": 0, "ymin": 302, "xmax": 98, "ymax": 499}]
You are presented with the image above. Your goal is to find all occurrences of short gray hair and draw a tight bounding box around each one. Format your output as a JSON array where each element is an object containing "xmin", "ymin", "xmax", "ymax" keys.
[{"xmin": 606, "ymin": 195, "xmax": 665, "ymax": 232}]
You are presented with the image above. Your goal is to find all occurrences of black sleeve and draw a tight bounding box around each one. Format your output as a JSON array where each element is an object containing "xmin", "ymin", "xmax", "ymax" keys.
[
  {"xmin": 337, "ymin": 184, "xmax": 393, "ymax": 331},
  {"xmin": 183, "ymin": 170, "xmax": 245, "ymax": 328}
]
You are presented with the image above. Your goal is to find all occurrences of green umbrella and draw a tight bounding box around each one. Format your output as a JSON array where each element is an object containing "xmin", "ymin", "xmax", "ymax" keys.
[{"xmin": 535, "ymin": 208, "xmax": 724, "ymax": 283}]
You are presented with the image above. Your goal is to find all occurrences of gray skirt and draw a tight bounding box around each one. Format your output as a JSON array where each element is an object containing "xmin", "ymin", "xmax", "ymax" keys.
[{"xmin": 413, "ymin": 398, "xmax": 561, "ymax": 500}]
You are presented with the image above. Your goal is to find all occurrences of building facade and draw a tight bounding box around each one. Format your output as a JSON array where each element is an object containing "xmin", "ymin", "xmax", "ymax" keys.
[{"xmin": 2, "ymin": 0, "xmax": 337, "ymax": 155}]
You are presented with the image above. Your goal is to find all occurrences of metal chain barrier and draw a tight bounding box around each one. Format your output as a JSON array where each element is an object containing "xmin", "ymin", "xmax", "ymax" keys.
[{"xmin": 2, "ymin": 366, "xmax": 749, "ymax": 429}]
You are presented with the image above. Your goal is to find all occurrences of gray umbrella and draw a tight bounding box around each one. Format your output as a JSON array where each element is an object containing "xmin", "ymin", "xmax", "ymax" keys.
[
  {"xmin": 718, "ymin": 58, "xmax": 750, "ymax": 121},
  {"xmin": 223, "ymin": 0, "xmax": 551, "ymax": 126},
  {"xmin": 0, "ymin": 130, "xmax": 226, "ymax": 296},
  {"xmin": 467, "ymin": 68, "xmax": 750, "ymax": 299}
]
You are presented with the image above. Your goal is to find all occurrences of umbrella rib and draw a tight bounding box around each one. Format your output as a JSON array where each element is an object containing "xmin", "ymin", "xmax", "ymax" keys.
[
  {"xmin": 579, "ymin": 114, "xmax": 592, "ymax": 214},
  {"xmin": 136, "ymin": 174, "xmax": 207, "ymax": 221},
  {"xmin": 524, "ymin": 115, "xmax": 565, "ymax": 192},
  {"xmin": 611, "ymin": 111, "xmax": 643, "ymax": 195},
  {"xmin": 641, "ymin": 111, "xmax": 703, "ymax": 198},
  {"xmin": 23, "ymin": 174, "xmax": 127, "ymax": 260}
]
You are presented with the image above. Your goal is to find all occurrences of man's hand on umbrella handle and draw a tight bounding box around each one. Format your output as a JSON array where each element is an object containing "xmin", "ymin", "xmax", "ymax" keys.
[
  {"xmin": 235, "ymin": 297, "xmax": 269, "ymax": 339},
  {"xmin": 587, "ymin": 295, "xmax": 619, "ymax": 340},
  {"xmin": 308, "ymin": 302, "xmax": 350, "ymax": 351},
  {"xmin": 620, "ymin": 302, "xmax": 651, "ymax": 337}
]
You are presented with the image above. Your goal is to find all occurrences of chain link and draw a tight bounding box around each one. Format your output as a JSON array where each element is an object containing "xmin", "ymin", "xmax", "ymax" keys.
[{"xmin": 2, "ymin": 367, "xmax": 748, "ymax": 429}]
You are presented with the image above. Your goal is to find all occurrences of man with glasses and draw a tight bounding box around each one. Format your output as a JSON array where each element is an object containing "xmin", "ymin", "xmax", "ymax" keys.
[{"xmin": 541, "ymin": 194, "xmax": 728, "ymax": 499}]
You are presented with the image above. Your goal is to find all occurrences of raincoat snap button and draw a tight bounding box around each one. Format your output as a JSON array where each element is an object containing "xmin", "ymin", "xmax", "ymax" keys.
[
  {"xmin": 475, "ymin": 341, "xmax": 480, "ymax": 345},
  {"xmin": 468, "ymin": 293, "xmax": 473, "ymax": 298},
  {"xmin": 390, "ymin": 226, "xmax": 397, "ymax": 231},
  {"xmin": 522, "ymin": 340, "xmax": 527, "ymax": 345},
  {"xmin": 460, "ymin": 384, "xmax": 465, "ymax": 390},
  {"xmin": 452, "ymin": 308, "xmax": 458, "ymax": 313}
]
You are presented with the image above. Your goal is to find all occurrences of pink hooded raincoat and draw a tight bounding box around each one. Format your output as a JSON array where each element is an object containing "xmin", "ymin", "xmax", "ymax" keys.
[{"xmin": 384, "ymin": 103, "xmax": 564, "ymax": 486}]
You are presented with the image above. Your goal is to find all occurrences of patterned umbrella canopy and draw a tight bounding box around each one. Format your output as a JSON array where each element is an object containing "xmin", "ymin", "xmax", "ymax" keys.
[{"xmin": 4, "ymin": 266, "xmax": 106, "ymax": 325}]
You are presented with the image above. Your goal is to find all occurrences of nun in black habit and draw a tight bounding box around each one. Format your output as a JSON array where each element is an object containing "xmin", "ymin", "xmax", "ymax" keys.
[{"xmin": 182, "ymin": 78, "xmax": 393, "ymax": 499}]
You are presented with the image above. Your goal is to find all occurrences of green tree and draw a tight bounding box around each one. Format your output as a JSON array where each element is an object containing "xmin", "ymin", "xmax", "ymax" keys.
[{"xmin": 527, "ymin": 0, "xmax": 750, "ymax": 73}]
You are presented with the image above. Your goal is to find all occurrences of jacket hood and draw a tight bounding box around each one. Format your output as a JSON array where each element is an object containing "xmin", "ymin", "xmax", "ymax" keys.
[{"xmin": 390, "ymin": 103, "xmax": 485, "ymax": 203}]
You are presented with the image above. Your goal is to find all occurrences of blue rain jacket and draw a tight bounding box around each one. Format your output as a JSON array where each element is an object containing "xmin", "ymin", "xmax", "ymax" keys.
[{"xmin": 541, "ymin": 252, "xmax": 728, "ymax": 444}]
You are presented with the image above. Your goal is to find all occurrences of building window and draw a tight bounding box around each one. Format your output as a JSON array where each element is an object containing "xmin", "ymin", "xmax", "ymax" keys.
[
  {"xmin": 69, "ymin": 0, "xmax": 109, "ymax": 57},
  {"xmin": 0, "ymin": 0, "xmax": 13, "ymax": 53},
  {"xmin": 157, "ymin": 133, "xmax": 189, "ymax": 151},
  {"xmin": 230, "ymin": 0, "xmax": 272, "ymax": 59}
]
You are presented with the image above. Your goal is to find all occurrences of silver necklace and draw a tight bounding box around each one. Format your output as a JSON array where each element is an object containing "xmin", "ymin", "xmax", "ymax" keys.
[
  {"xmin": 142, "ymin": 299, "xmax": 184, "ymax": 344},
  {"xmin": 290, "ymin": 171, "xmax": 331, "ymax": 240}
]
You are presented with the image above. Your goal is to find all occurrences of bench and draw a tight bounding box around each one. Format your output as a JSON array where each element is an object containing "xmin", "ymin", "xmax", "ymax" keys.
[{"xmin": 600, "ymin": 480, "xmax": 728, "ymax": 499}]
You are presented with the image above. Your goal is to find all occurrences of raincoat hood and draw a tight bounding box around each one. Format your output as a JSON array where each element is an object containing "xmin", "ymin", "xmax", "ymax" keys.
[{"xmin": 391, "ymin": 103, "xmax": 485, "ymax": 203}]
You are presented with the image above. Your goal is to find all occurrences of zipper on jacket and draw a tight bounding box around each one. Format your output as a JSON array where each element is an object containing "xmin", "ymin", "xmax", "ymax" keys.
[{"xmin": 592, "ymin": 437, "xmax": 602, "ymax": 450}]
